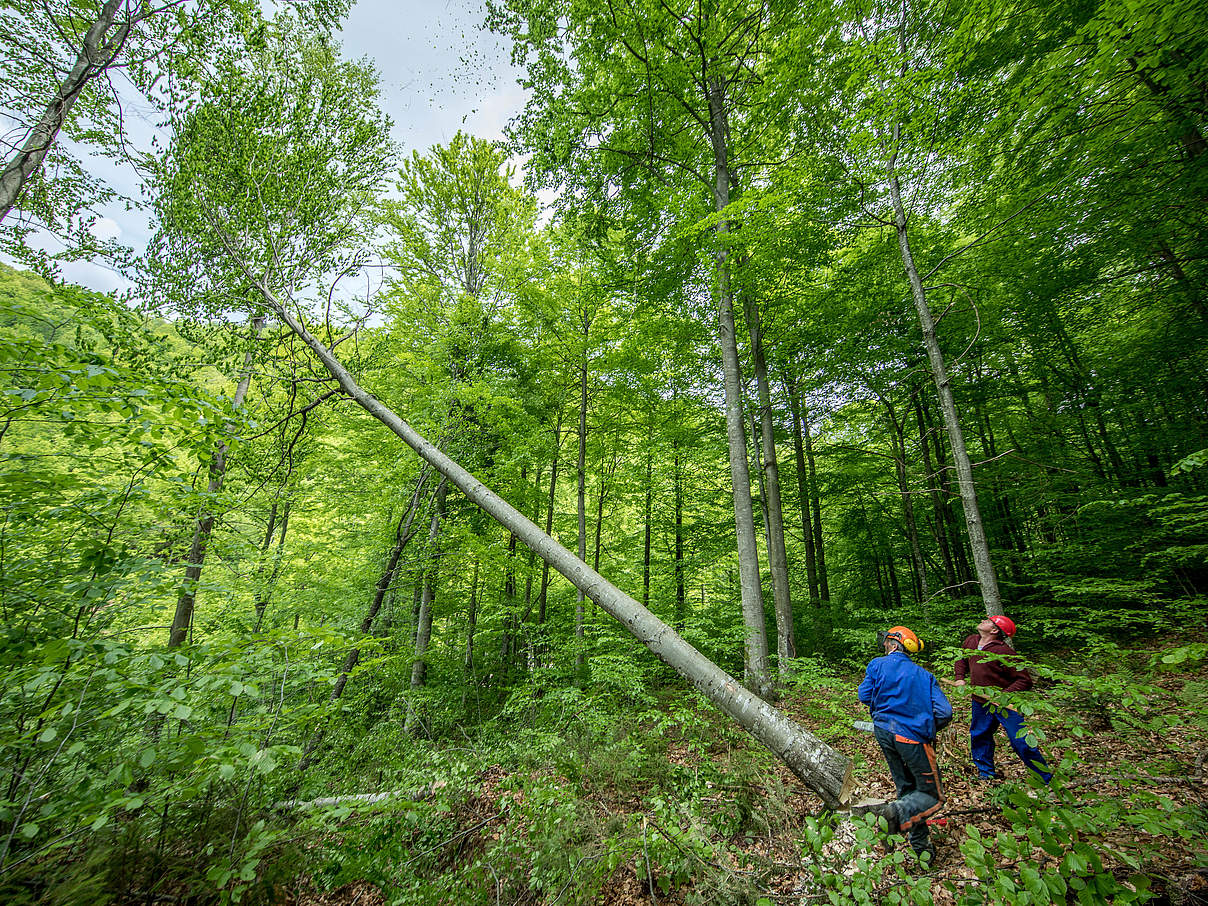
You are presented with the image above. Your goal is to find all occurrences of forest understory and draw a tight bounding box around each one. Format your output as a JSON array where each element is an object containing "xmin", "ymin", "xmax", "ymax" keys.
[{"xmin": 148, "ymin": 636, "xmax": 1205, "ymax": 906}]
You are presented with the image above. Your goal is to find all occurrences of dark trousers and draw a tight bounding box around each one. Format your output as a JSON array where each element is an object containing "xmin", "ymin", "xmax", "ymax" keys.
[
  {"xmin": 873, "ymin": 727, "xmax": 943, "ymax": 853},
  {"xmin": 970, "ymin": 700, "xmax": 1053, "ymax": 782}
]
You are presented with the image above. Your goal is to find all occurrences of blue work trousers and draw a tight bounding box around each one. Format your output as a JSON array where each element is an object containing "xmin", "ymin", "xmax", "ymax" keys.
[
  {"xmin": 970, "ymin": 700, "xmax": 1053, "ymax": 782},
  {"xmin": 873, "ymin": 727, "xmax": 943, "ymax": 854}
]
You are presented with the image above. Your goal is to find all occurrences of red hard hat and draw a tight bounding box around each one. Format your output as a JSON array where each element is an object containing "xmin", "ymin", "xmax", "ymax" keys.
[{"xmin": 990, "ymin": 615, "xmax": 1017, "ymax": 637}]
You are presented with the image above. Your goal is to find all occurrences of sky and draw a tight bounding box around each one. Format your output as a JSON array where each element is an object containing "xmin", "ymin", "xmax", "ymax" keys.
[{"xmin": 45, "ymin": 0, "xmax": 527, "ymax": 294}]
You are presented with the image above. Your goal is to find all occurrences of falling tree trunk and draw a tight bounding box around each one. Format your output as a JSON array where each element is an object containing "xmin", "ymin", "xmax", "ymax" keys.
[
  {"xmin": 251, "ymin": 284, "xmax": 854, "ymax": 808},
  {"xmin": 169, "ymin": 316, "xmax": 264, "ymax": 648},
  {"xmin": 707, "ymin": 75, "xmax": 771, "ymax": 697},
  {"xmin": 888, "ymin": 146, "xmax": 1003, "ymax": 617},
  {"xmin": 0, "ymin": 0, "xmax": 131, "ymax": 222},
  {"xmin": 743, "ymin": 295, "xmax": 795, "ymax": 674},
  {"xmin": 784, "ymin": 375, "xmax": 819, "ymax": 602}
]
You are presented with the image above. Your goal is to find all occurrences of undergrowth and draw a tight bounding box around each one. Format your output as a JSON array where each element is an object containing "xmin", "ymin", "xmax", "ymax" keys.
[{"xmin": 273, "ymin": 637, "xmax": 1208, "ymax": 906}]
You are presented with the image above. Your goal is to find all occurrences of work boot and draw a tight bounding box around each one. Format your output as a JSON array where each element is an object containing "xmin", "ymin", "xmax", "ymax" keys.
[
  {"xmin": 914, "ymin": 843, "xmax": 937, "ymax": 866},
  {"xmin": 850, "ymin": 799, "xmax": 900, "ymax": 833}
]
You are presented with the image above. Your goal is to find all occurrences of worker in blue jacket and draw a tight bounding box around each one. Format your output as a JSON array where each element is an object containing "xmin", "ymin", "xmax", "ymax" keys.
[{"xmin": 855, "ymin": 625, "xmax": 952, "ymax": 864}]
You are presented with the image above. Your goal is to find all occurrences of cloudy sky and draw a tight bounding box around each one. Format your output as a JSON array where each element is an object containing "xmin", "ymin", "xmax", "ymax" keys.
[{"xmin": 52, "ymin": 0, "xmax": 526, "ymax": 293}]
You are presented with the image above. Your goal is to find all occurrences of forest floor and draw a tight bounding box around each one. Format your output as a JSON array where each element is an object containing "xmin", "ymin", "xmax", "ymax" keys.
[{"xmin": 281, "ymin": 641, "xmax": 1208, "ymax": 906}]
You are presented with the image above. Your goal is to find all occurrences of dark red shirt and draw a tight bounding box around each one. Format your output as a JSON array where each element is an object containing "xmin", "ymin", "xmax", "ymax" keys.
[{"xmin": 953, "ymin": 634, "xmax": 1033, "ymax": 702}]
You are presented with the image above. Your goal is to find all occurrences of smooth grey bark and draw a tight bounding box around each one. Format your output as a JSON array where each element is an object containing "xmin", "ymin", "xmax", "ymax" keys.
[
  {"xmin": 742, "ymin": 296, "xmax": 794, "ymax": 673},
  {"xmin": 0, "ymin": 0, "xmax": 131, "ymax": 222},
  {"xmin": 169, "ymin": 316, "xmax": 264, "ymax": 648},
  {"xmin": 888, "ymin": 149, "xmax": 1003, "ymax": 617},
  {"xmin": 252, "ymin": 284, "xmax": 854, "ymax": 807},
  {"xmin": 707, "ymin": 75, "xmax": 771, "ymax": 697}
]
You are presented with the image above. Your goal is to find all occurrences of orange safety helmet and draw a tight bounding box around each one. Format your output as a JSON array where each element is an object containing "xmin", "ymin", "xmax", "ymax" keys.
[{"xmin": 883, "ymin": 625, "xmax": 923, "ymax": 653}]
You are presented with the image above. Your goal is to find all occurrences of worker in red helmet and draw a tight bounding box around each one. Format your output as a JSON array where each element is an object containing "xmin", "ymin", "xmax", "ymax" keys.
[
  {"xmin": 855, "ymin": 626, "xmax": 952, "ymax": 864},
  {"xmin": 953, "ymin": 615, "xmax": 1052, "ymax": 782}
]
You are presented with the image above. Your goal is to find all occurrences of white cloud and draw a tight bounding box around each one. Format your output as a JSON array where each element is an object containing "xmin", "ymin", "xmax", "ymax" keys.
[{"xmin": 90, "ymin": 217, "xmax": 121, "ymax": 241}]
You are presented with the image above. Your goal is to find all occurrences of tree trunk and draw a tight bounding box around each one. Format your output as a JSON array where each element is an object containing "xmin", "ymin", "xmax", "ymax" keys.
[
  {"xmin": 880, "ymin": 397, "xmax": 927, "ymax": 604},
  {"xmin": 674, "ymin": 441, "xmax": 687, "ymax": 631},
  {"xmin": 260, "ymin": 288, "xmax": 854, "ymax": 808},
  {"xmin": 743, "ymin": 296, "xmax": 794, "ymax": 673},
  {"xmin": 409, "ymin": 481, "xmax": 449, "ymax": 708},
  {"xmin": 593, "ymin": 453, "xmax": 613, "ymax": 572},
  {"xmin": 643, "ymin": 453, "xmax": 653, "ymax": 608},
  {"xmin": 750, "ymin": 409, "xmax": 773, "ymax": 546},
  {"xmin": 913, "ymin": 386, "xmax": 958, "ymax": 591},
  {"xmin": 888, "ymin": 155, "xmax": 1003, "ymax": 617},
  {"xmin": 537, "ymin": 411, "xmax": 563, "ymax": 627},
  {"xmin": 169, "ymin": 316, "xmax": 265, "ymax": 648},
  {"xmin": 576, "ymin": 351, "xmax": 588, "ymax": 682},
  {"xmin": 465, "ymin": 560, "xmax": 479, "ymax": 673},
  {"xmin": 502, "ymin": 466, "xmax": 519, "ymax": 667},
  {"xmin": 707, "ymin": 75, "xmax": 771, "ymax": 697},
  {"xmin": 298, "ymin": 469, "xmax": 434, "ymax": 771},
  {"xmin": 253, "ymin": 497, "xmax": 292, "ymax": 632},
  {"xmin": 802, "ymin": 398, "xmax": 830, "ymax": 602},
  {"xmin": 0, "ymin": 0, "xmax": 131, "ymax": 222},
  {"xmin": 784, "ymin": 375, "xmax": 819, "ymax": 602}
]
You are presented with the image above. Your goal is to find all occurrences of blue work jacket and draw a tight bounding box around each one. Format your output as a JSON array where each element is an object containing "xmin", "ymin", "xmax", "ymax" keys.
[{"xmin": 857, "ymin": 650, "xmax": 953, "ymax": 743}]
